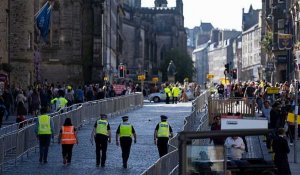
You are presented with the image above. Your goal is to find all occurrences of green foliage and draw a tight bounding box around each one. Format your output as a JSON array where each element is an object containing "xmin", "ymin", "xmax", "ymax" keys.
[
  {"xmin": 160, "ymin": 48, "xmax": 194, "ymax": 82},
  {"xmin": 261, "ymin": 32, "xmax": 273, "ymax": 56}
]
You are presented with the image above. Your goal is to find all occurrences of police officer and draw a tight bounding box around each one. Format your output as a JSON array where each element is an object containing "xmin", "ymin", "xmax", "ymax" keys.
[
  {"xmin": 154, "ymin": 115, "xmax": 173, "ymax": 157},
  {"xmin": 164, "ymin": 84, "xmax": 172, "ymax": 104},
  {"xmin": 35, "ymin": 107, "xmax": 54, "ymax": 163},
  {"xmin": 116, "ymin": 116, "xmax": 137, "ymax": 169},
  {"xmin": 172, "ymin": 84, "xmax": 180, "ymax": 104},
  {"xmin": 91, "ymin": 114, "xmax": 111, "ymax": 167}
]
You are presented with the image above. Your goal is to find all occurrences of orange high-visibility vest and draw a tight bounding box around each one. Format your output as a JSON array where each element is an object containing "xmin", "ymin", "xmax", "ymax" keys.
[{"xmin": 61, "ymin": 126, "xmax": 77, "ymax": 144}]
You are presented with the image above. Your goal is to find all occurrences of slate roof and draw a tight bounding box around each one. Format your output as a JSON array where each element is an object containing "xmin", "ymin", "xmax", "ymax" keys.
[{"xmin": 200, "ymin": 22, "xmax": 214, "ymax": 32}]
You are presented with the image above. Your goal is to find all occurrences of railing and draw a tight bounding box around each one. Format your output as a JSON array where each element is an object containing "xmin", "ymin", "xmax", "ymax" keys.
[
  {"xmin": 208, "ymin": 97, "xmax": 255, "ymax": 124},
  {"xmin": 141, "ymin": 91, "xmax": 210, "ymax": 175},
  {"xmin": 0, "ymin": 93, "xmax": 143, "ymax": 171}
]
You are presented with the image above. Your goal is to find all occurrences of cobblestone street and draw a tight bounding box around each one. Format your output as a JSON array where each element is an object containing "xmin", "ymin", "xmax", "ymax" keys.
[{"xmin": 2, "ymin": 101, "xmax": 193, "ymax": 175}]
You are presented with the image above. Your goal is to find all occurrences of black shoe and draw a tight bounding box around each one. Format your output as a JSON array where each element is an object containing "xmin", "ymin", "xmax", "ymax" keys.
[
  {"xmin": 96, "ymin": 164, "xmax": 100, "ymax": 167},
  {"xmin": 39, "ymin": 158, "xmax": 42, "ymax": 163},
  {"xmin": 123, "ymin": 163, "xmax": 127, "ymax": 169},
  {"xmin": 44, "ymin": 160, "xmax": 48, "ymax": 164},
  {"xmin": 101, "ymin": 164, "xmax": 105, "ymax": 168}
]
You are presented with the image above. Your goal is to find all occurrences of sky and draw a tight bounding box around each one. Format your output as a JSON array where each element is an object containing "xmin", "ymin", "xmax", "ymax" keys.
[{"xmin": 141, "ymin": 0, "xmax": 262, "ymax": 30}]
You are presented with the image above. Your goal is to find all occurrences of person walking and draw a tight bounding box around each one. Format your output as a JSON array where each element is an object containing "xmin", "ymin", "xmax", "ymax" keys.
[
  {"xmin": 58, "ymin": 117, "xmax": 78, "ymax": 165},
  {"xmin": 91, "ymin": 114, "xmax": 111, "ymax": 167},
  {"xmin": 272, "ymin": 128, "xmax": 291, "ymax": 175},
  {"xmin": 0, "ymin": 97, "xmax": 6, "ymax": 128},
  {"xmin": 116, "ymin": 116, "xmax": 137, "ymax": 169},
  {"xmin": 154, "ymin": 115, "xmax": 173, "ymax": 157},
  {"xmin": 50, "ymin": 90, "xmax": 68, "ymax": 111},
  {"xmin": 35, "ymin": 107, "xmax": 54, "ymax": 163}
]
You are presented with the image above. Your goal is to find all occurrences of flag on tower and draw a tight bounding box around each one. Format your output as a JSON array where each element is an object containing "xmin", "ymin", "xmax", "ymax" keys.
[{"xmin": 35, "ymin": 1, "xmax": 52, "ymax": 41}]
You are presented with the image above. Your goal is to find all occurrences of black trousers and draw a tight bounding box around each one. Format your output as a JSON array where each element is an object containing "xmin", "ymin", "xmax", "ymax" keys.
[
  {"xmin": 157, "ymin": 137, "xmax": 169, "ymax": 157},
  {"xmin": 95, "ymin": 135, "xmax": 108, "ymax": 165},
  {"xmin": 0, "ymin": 114, "xmax": 3, "ymax": 128},
  {"xmin": 38, "ymin": 134, "xmax": 51, "ymax": 162},
  {"xmin": 166, "ymin": 94, "xmax": 170, "ymax": 104},
  {"xmin": 62, "ymin": 144, "xmax": 74, "ymax": 162},
  {"xmin": 172, "ymin": 97, "xmax": 178, "ymax": 104},
  {"xmin": 120, "ymin": 137, "xmax": 132, "ymax": 165}
]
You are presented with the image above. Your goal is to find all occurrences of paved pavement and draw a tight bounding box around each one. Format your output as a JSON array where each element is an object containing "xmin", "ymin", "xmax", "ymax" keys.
[{"xmin": 2, "ymin": 101, "xmax": 193, "ymax": 175}]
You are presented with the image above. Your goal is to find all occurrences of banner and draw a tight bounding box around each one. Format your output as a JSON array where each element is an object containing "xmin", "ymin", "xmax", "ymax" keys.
[
  {"xmin": 35, "ymin": 1, "xmax": 52, "ymax": 41},
  {"xmin": 278, "ymin": 33, "xmax": 292, "ymax": 50}
]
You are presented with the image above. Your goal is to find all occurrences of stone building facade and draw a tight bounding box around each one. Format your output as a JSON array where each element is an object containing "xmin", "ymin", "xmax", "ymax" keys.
[
  {"xmin": 0, "ymin": 0, "xmax": 9, "ymax": 65},
  {"xmin": 241, "ymin": 6, "xmax": 265, "ymax": 81},
  {"xmin": 121, "ymin": 0, "xmax": 186, "ymax": 80},
  {"xmin": 207, "ymin": 30, "xmax": 241, "ymax": 83},
  {"xmin": 0, "ymin": 0, "xmax": 186, "ymax": 86}
]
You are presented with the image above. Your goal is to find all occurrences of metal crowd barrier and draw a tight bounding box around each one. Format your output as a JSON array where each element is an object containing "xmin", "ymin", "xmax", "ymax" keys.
[
  {"xmin": 0, "ymin": 93, "xmax": 143, "ymax": 171},
  {"xmin": 141, "ymin": 91, "xmax": 210, "ymax": 175}
]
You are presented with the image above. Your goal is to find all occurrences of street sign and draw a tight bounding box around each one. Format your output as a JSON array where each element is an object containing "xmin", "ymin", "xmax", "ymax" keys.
[
  {"xmin": 207, "ymin": 74, "xmax": 214, "ymax": 79},
  {"xmin": 266, "ymin": 87, "xmax": 280, "ymax": 94},
  {"xmin": 152, "ymin": 77, "xmax": 159, "ymax": 82},
  {"xmin": 138, "ymin": 75, "xmax": 145, "ymax": 81}
]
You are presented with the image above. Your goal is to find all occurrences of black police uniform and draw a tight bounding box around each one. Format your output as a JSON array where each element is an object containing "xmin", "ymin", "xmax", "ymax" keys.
[
  {"xmin": 155, "ymin": 117, "xmax": 173, "ymax": 157},
  {"xmin": 116, "ymin": 121, "xmax": 136, "ymax": 168},
  {"xmin": 94, "ymin": 121, "xmax": 111, "ymax": 167}
]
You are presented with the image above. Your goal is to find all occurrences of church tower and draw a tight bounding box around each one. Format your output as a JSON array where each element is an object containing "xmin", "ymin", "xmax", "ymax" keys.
[
  {"xmin": 176, "ymin": 0, "xmax": 183, "ymax": 15},
  {"xmin": 155, "ymin": 0, "xmax": 168, "ymax": 7}
]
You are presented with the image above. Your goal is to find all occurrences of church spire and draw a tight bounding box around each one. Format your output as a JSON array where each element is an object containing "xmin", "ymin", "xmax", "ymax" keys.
[{"xmin": 155, "ymin": 0, "xmax": 168, "ymax": 7}]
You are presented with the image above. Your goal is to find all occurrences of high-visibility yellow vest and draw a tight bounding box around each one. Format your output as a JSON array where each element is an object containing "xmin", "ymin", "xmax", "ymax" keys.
[
  {"xmin": 119, "ymin": 122, "xmax": 133, "ymax": 137},
  {"xmin": 172, "ymin": 87, "xmax": 180, "ymax": 97},
  {"xmin": 38, "ymin": 115, "xmax": 52, "ymax": 135},
  {"xmin": 164, "ymin": 87, "xmax": 172, "ymax": 97},
  {"xmin": 157, "ymin": 122, "xmax": 170, "ymax": 138},
  {"xmin": 96, "ymin": 119, "xmax": 108, "ymax": 136},
  {"xmin": 51, "ymin": 97, "xmax": 68, "ymax": 109}
]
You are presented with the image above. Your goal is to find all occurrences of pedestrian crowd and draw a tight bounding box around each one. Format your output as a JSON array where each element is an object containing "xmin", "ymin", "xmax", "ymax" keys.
[
  {"xmin": 0, "ymin": 80, "xmax": 147, "ymax": 128},
  {"xmin": 211, "ymin": 80, "xmax": 298, "ymax": 175}
]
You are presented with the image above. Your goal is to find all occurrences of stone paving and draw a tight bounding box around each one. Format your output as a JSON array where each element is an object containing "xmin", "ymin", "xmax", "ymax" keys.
[{"xmin": 2, "ymin": 101, "xmax": 193, "ymax": 175}]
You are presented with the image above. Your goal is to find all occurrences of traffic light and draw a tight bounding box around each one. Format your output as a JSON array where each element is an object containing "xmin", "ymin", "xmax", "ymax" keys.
[
  {"xmin": 224, "ymin": 63, "xmax": 229, "ymax": 75},
  {"xmin": 119, "ymin": 65, "xmax": 125, "ymax": 78},
  {"xmin": 232, "ymin": 69, "xmax": 237, "ymax": 79}
]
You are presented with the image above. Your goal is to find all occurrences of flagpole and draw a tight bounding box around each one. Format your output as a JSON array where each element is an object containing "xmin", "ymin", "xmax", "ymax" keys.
[{"xmin": 34, "ymin": 1, "xmax": 49, "ymax": 18}]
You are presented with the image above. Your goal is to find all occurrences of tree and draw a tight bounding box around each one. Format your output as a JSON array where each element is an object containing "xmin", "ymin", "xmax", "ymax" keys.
[{"xmin": 160, "ymin": 48, "xmax": 194, "ymax": 82}]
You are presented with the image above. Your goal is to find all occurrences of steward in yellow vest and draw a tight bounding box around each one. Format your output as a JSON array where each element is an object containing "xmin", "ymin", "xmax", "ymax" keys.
[
  {"xmin": 164, "ymin": 83, "xmax": 172, "ymax": 104},
  {"xmin": 91, "ymin": 114, "xmax": 111, "ymax": 167},
  {"xmin": 51, "ymin": 90, "xmax": 68, "ymax": 111},
  {"xmin": 35, "ymin": 107, "xmax": 54, "ymax": 163},
  {"xmin": 172, "ymin": 85, "xmax": 180, "ymax": 104},
  {"xmin": 116, "ymin": 116, "xmax": 137, "ymax": 169},
  {"xmin": 154, "ymin": 115, "xmax": 173, "ymax": 157}
]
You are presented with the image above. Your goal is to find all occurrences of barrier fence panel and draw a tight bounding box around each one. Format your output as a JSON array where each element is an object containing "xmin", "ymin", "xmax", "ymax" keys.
[
  {"xmin": 141, "ymin": 91, "xmax": 210, "ymax": 175},
  {"xmin": 0, "ymin": 137, "xmax": 4, "ymax": 171},
  {"xmin": 0, "ymin": 93, "xmax": 143, "ymax": 171}
]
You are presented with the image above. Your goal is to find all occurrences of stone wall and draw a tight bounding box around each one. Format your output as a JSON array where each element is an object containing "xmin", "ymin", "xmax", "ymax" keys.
[
  {"xmin": 0, "ymin": 0, "xmax": 8, "ymax": 63},
  {"xmin": 9, "ymin": 0, "xmax": 34, "ymax": 87}
]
